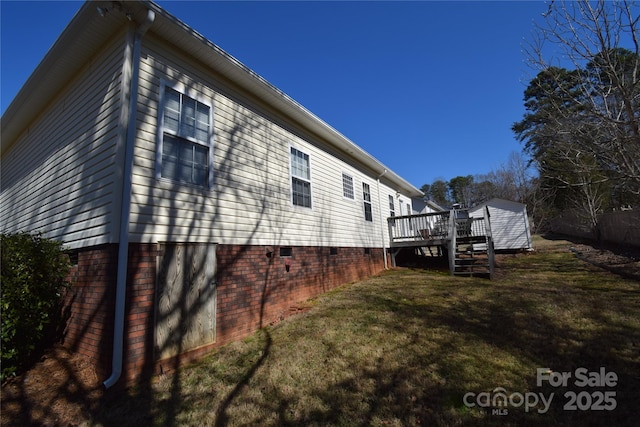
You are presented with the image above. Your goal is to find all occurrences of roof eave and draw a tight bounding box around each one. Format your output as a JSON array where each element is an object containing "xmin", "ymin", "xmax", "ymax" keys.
[
  {"xmin": 1, "ymin": 0, "xmax": 422, "ymax": 197},
  {"xmin": 1, "ymin": 1, "xmax": 147, "ymax": 152},
  {"xmin": 143, "ymin": 2, "xmax": 421, "ymax": 196}
]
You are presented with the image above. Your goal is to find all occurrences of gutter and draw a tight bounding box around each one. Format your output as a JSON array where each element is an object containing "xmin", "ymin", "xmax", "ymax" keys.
[
  {"xmin": 135, "ymin": 2, "xmax": 423, "ymax": 199},
  {"xmin": 376, "ymin": 169, "xmax": 389, "ymax": 269},
  {"xmin": 104, "ymin": 8, "xmax": 156, "ymax": 389}
]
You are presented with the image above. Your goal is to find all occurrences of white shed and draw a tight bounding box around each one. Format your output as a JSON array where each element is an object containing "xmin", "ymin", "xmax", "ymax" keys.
[{"xmin": 469, "ymin": 198, "xmax": 532, "ymax": 251}]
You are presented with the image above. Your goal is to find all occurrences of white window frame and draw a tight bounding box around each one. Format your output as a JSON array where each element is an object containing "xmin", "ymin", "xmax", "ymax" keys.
[
  {"xmin": 289, "ymin": 145, "xmax": 312, "ymax": 209},
  {"xmin": 388, "ymin": 194, "xmax": 396, "ymax": 228},
  {"xmin": 342, "ymin": 172, "xmax": 355, "ymax": 200},
  {"xmin": 156, "ymin": 81, "xmax": 214, "ymax": 188},
  {"xmin": 362, "ymin": 182, "xmax": 373, "ymax": 222},
  {"xmin": 389, "ymin": 195, "xmax": 395, "ymax": 217}
]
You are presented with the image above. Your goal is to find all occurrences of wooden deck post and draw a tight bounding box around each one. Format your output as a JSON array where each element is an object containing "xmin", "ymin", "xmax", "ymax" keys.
[{"xmin": 448, "ymin": 209, "xmax": 456, "ymax": 275}]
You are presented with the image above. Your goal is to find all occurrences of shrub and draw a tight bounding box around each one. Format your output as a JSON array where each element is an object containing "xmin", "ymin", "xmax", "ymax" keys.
[{"xmin": 1, "ymin": 232, "xmax": 70, "ymax": 382}]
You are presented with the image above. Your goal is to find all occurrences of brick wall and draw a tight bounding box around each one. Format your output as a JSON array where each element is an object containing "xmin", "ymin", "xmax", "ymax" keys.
[
  {"xmin": 64, "ymin": 243, "xmax": 385, "ymax": 386},
  {"xmin": 63, "ymin": 244, "xmax": 118, "ymax": 379},
  {"xmin": 215, "ymin": 245, "xmax": 385, "ymax": 347},
  {"xmin": 63, "ymin": 243, "xmax": 159, "ymax": 384},
  {"xmin": 123, "ymin": 243, "xmax": 157, "ymax": 383}
]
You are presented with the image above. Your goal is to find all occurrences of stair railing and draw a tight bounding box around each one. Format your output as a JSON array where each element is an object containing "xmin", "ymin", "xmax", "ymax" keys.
[
  {"xmin": 448, "ymin": 207, "xmax": 457, "ymax": 275},
  {"xmin": 483, "ymin": 205, "xmax": 495, "ymax": 278}
]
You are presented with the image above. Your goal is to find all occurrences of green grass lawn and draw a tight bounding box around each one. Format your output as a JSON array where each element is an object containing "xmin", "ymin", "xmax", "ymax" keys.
[{"xmin": 93, "ymin": 236, "xmax": 639, "ymax": 426}]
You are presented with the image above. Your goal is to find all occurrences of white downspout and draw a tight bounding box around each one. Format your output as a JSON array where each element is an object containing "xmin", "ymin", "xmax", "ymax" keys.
[
  {"xmin": 104, "ymin": 9, "xmax": 155, "ymax": 389},
  {"xmin": 376, "ymin": 169, "xmax": 388, "ymax": 269}
]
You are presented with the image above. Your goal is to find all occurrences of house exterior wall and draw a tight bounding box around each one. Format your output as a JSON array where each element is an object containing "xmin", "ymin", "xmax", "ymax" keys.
[
  {"xmin": 62, "ymin": 241, "xmax": 384, "ymax": 384},
  {"xmin": 0, "ymin": 38, "xmax": 128, "ymax": 249},
  {"xmin": 127, "ymin": 35, "xmax": 402, "ymax": 249},
  {"xmin": 113, "ymin": 37, "xmax": 397, "ymax": 383},
  {"xmin": 126, "ymin": 24, "xmax": 404, "ymax": 366},
  {"xmin": 2, "ymin": 8, "xmax": 417, "ymax": 386}
]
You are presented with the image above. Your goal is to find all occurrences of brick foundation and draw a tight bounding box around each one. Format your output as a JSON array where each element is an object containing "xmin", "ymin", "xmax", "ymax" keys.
[
  {"xmin": 63, "ymin": 243, "xmax": 385, "ymax": 386},
  {"xmin": 63, "ymin": 244, "xmax": 118, "ymax": 380},
  {"xmin": 214, "ymin": 245, "xmax": 385, "ymax": 347}
]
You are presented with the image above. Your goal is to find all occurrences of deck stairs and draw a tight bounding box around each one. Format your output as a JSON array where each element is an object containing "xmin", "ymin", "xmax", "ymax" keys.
[
  {"xmin": 387, "ymin": 206, "xmax": 495, "ymax": 278},
  {"xmin": 448, "ymin": 206, "xmax": 495, "ymax": 278}
]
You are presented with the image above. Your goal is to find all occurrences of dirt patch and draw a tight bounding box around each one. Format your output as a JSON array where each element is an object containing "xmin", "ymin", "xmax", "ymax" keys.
[
  {"xmin": 1, "ymin": 346, "xmax": 103, "ymax": 427},
  {"xmin": 0, "ymin": 304, "xmax": 315, "ymax": 427},
  {"xmin": 496, "ymin": 236, "xmax": 640, "ymax": 281},
  {"xmin": 569, "ymin": 242, "xmax": 640, "ymax": 280}
]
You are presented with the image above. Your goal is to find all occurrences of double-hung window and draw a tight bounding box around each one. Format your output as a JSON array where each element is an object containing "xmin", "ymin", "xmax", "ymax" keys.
[
  {"xmin": 342, "ymin": 173, "xmax": 354, "ymax": 200},
  {"xmin": 159, "ymin": 86, "xmax": 212, "ymax": 187},
  {"xmin": 389, "ymin": 195, "xmax": 395, "ymax": 227},
  {"xmin": 389, "ymin": 195, "xmax": 395, "ymax": 217},
  {"xmin": 363, "ymin": 183, "xmax": 373, "ymax": 222},
  {"xmin": 290, "ymin": 147, "xmax": 312, "ymax": 208}
]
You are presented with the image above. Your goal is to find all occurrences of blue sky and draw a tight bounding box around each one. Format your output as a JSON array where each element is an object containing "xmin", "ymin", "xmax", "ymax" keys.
[{"xmin": 1, "ymin": 1, "xmax": 549, "ymax": 189}]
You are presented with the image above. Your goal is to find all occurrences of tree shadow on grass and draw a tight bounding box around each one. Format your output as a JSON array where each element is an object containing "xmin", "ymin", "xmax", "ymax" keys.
[
  {"xmin": 106, "ymin": 249, "xmax": 637, "ymax": 426},
  {"xmin": 348, "ymin": 274, "xmax": 640, "ymax": 426}
]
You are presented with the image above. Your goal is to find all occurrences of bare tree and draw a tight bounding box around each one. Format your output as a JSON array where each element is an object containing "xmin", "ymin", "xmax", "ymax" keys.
[
  {"xmin": 474, "ymin": 151, "xmax": 536, "ymax": 204},
  {"xmin": 524, "ymin": 0, "xmax": 640, "ymax": 193}
]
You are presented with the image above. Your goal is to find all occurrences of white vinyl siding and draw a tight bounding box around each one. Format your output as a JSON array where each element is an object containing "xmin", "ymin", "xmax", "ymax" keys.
[
  {"xmin": 469, "ymin": 199, "xmax": 532, "ymax": 250},
  {"xmin": 129, "ymin": 37, "xmax": 399, "ymax": 247},
  {"xmin": 0, "ymin": 39, "xmax": 125, "ymax": 248}
]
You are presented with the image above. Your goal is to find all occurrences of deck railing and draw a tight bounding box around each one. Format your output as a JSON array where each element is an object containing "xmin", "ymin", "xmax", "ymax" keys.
[
  {"xmin": 456, "ymin": 216, "xmax": 489, "ymax": 239},
  {"xmin": 388, "ymin": 209, "xmax": 491, "ymax": 246},
  {"xmin": 388, "ymin": 207, "xmax": 495, "ymax": 277},
  {"xmin": 387, "ymin": 211, "xmax": 451, "ymax": 244}
]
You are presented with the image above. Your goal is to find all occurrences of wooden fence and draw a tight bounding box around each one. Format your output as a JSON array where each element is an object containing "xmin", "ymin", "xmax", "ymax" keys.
[
  {"xmin": 598, "ymin": 210, "xmax": 640, "ymax": 247},
  {"xmin": 550, "ymin": 210, "xmax": 640, "ymax": 247}
]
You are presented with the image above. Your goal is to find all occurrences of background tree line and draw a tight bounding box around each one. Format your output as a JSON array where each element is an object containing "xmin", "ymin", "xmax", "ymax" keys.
[
  {"xmin": 420, "ymin": 151, "xmax": 535, "ymax": 208},
  {"xmin": 421, "ymin": 1, "xmax": 639, "ymax": 236}
]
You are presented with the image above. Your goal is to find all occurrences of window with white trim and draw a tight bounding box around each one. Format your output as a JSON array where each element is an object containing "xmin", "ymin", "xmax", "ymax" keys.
[
  {"xmin": 290, "ymin": 147, "xmax": 312, "ymax": 208},
  {"xmin": 389, "ymin": 195, "xmax": 395, "ymax": 227},
  {"xmin": 342, "ymin": 173, "xmax": 354, "ymax": 199},
  {"xmin": 363, "ymin": 182, "xmax": 373, "ymax": 221},
  {"xmin": 389, "ymin": 195, "xmax": 395, "ymax": 217},
  {"xmin": 159, "ymin": 86, "xmax": 212, "ymax": 187}
]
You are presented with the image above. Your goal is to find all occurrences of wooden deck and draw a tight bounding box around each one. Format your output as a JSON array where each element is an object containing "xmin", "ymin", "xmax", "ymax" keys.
[
  {"xmin": 387, "ymin": 211, "xmax": 451, "ymax": 247},
  {"xmin": 387, "ymin": 208, "xmax": 495, "ymax": 278}
]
